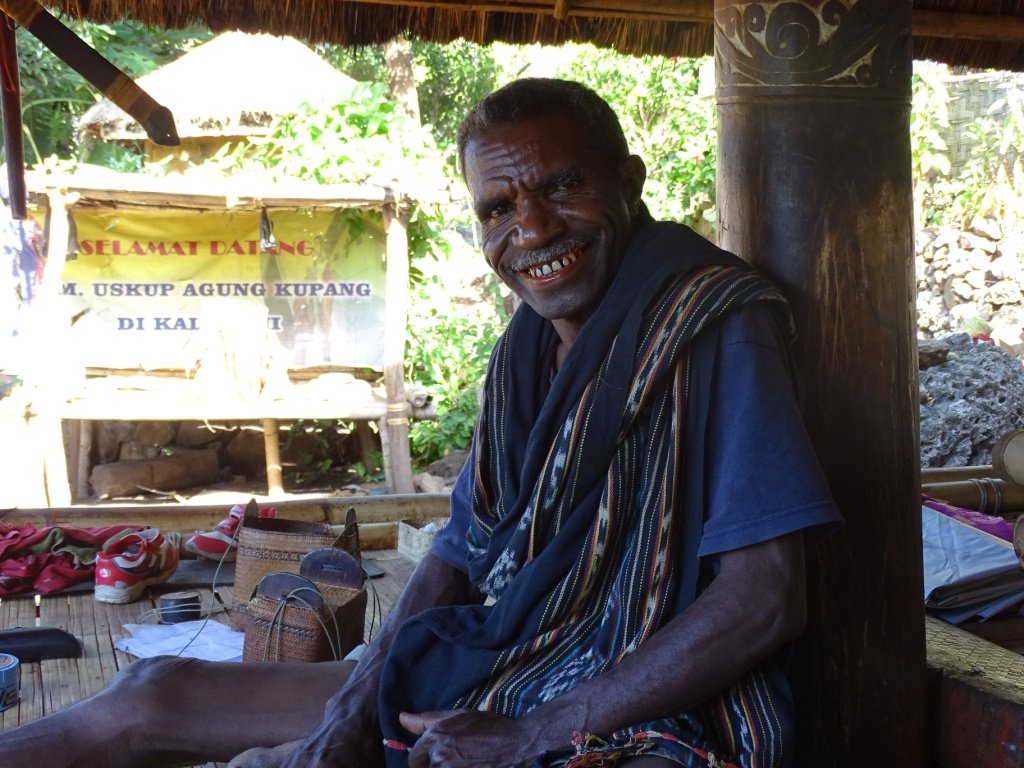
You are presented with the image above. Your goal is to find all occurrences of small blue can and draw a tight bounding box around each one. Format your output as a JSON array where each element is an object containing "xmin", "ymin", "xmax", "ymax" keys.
[{"xmin": 0, "ymin": 653, "xmax": 19, "ymax": 712}]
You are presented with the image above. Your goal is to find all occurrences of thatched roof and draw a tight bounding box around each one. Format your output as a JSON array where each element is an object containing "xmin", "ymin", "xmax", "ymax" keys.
[
  {"xmin": 45, "ymin": 0, "xmax": 1024, "ymax": 73},
  {"xmin": 79, "ymin": 32, "xmax": 359, "ymax": 141}
]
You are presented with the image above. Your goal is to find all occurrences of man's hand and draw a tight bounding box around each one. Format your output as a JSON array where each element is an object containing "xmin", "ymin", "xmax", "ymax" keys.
[
  {"xmin": 277, "ymin": 555, "xmax": 484, "ymax": 768},
  {"xmin": 399, "ymin": 710, "xmax": 552, "ymax": 768}
]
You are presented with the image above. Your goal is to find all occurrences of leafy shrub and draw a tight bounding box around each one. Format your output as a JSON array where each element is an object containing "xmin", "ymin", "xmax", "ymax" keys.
[{"xmin": 406, "ymin": 261, "xmax": 507, "ymax": 465}]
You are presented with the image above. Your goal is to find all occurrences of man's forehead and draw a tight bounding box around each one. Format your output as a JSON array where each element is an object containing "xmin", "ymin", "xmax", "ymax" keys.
[{"xmin": 464, "ymin": 114, "xmax": 600, "ymax": 187}]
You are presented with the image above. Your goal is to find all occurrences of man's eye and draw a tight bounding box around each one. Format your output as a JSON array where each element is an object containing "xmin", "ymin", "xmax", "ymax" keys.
[
  {"xmin": 486, "ymin": 204, "xmax": 510, "ymax": 220},
  {"xmin": 551, "ymin": 172, "xmax": 581, "ymax": 193}
]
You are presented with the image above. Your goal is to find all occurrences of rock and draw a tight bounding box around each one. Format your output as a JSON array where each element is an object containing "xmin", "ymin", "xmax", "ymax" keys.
[
  {"xmin": 225, "ymin": 429, "xmax": 266, "ymax": 477},
  {"xmin": 426, "ymin": 449, "xmax": 470, "ymax": 481},
  {"xmin": 176, "ymin": 421, "xmax": 222, "ymax": 447},
  {"xmin": 964, "ymin": 270, "xmax": 987, "ymax": 290},
  {"xmin": 119, "ymin": 441, "xmax": 161, "ymax": 461},
  {"xmin": 919, "ymin": 334, "xmax": 1024, "ymax": 466},
  {"xmin": 968, "ymin": 215, "xmax": 1003, "ymax": 241},
  {"xmin": 985, "ymin": 280, "xmax": 1023, "ymax": 307},
  {"xmin": 133, "ymin": 421, "xmax": 176, "ymax": 447},
  {"xmin": 959, "ymin": 231, "xmax": 998, "ymax": 255},
  {"xmin": 414, "ymin": 472, "xmax": 447, "ymax": 494},
  {"xmin": 918, "ymin": 339, "xmax": 950, "ymax": 369},
  {"xmin": 90, "ymin": 449, "xmax": 220, "ymax": 498},
  {"xmin": 95, "ymin": 421, "xmax": 135, "ymax": 463},
  {"xmin": 989, "ymin": 255, "xmax": 1024, "ymax": 281},
  {"xmin": 950, "ymin": 278, "xmax": 974, "ymax": 301}
]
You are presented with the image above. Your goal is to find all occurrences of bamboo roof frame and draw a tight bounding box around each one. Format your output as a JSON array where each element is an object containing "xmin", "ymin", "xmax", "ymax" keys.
[{"xmin": 40, "ymin": 0, "xmax": 1024, "ymax": 72}]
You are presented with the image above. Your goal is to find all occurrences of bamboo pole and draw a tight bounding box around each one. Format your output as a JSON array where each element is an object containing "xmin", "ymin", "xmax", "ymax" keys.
[
  {"xmin": 262, "ymin": 418, "xmax": 284, "ymax": 498},
  {"xmin": 75, "ymin": 418, "xmax": 91, "ymax": 500},
  {"xmin": 31, "ymin": 189, "xmax": 75, "ymax": 507},
  {"xmin": 922, "ymin": 479, "xmax": 1024, "ymax": 515},
  {"xmin": 921, "ymin": 465, "xmax": 996, "ymax": 485},
  {"xmin": 381, "ymin": 203, "xmax": 414, "ymax": 495}
]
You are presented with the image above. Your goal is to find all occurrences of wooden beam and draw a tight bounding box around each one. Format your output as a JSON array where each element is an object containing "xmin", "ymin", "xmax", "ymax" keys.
[
  {"xmin": 0, "ymin": 493, "xmax": 452, "ymax": 545},
  {"xmin": 149, "ymin": 0, "xmax": 1024, "ymax": 46},
  {"xmin": 0, "ymin": 0, "xmax": 178, "ymax": 145},
  {"xmin": 715, "ymin": 0, "xmax": 925, "ymax": 763},
  {"xmin": 927, "ymin": 616, "xmax": 1024, "ymax": 768},
  {"xmin": 913, "ymin": 9, "xmax": 1024, "ymax": 44},
  {"xmin": 0, "ymin": 16, "xmax": 27, "ymax": 219}
]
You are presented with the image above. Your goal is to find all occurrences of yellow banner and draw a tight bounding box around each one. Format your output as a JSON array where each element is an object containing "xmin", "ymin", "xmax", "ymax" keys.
[{"xmin": 61, "ymin": 207, "xmax": 387, "ymax": 370}]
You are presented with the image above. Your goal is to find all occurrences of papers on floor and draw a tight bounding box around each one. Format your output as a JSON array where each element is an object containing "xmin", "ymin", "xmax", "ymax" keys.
[
  {"xmin": 114, "ymin": 619, "xmax": 244, "ymax": 662},
  {"xmin": 922, "ymin": 504, "xmax": 1024, "ymax": 624}
]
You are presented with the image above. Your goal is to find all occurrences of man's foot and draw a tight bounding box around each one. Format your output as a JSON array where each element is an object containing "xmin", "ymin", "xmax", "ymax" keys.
[
  {"xmin": 227, "ymin": 740, "xmax": 303, "ymax": 768},
  {"xmin": 94, "ymin": 528, "xmax": 178, "ymax": 604}
]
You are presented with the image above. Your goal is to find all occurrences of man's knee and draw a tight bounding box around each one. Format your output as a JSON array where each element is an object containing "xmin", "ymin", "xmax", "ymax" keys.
[{"xmin": 110, "ymin": 655, "xmax": 198, "ymax": 690}]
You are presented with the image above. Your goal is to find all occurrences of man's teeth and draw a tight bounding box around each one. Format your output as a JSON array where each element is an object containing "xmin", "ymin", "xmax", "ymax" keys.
[{"xmin": 528, "ymin": 253, "xmax": 577, "ymax": 278}]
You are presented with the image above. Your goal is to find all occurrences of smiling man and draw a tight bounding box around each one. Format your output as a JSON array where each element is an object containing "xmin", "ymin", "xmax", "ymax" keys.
[{"xmin": 0, "ymin": 79, "xmax": 839, "ymax": 768}]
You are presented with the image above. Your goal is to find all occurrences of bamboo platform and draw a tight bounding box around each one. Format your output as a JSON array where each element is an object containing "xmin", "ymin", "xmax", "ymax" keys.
[{"xmin": 0, "ymin": 550, "xmax": 415, "ymax": 742}]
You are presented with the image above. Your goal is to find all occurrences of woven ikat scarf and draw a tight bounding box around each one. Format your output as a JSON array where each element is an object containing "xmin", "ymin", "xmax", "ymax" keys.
[{"xmin": 380, "ymin": 222, "xmax": 795, "ymax": 768}]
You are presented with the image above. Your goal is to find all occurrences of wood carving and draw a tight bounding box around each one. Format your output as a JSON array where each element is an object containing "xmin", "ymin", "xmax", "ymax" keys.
[{"xmin": 714, "ymin": 0, "xmax": 910, "ymax": 93}]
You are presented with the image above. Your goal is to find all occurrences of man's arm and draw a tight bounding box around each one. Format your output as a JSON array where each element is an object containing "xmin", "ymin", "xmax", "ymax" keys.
[
  {"xmin": 283, "ymin": 552, "xmax": 484, "ymax": 768},
  {"xmin": 401, "ymin": 532, "xmax": 806, "ymax": 768}
]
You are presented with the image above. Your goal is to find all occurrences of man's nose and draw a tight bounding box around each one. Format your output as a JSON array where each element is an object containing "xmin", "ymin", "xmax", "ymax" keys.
[{"xmin": 512, "ymin": 198, "xmax": 564, "ymax": 249}]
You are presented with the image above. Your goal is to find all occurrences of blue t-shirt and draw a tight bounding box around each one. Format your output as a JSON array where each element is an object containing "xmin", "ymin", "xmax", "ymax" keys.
[{"xmin": 431, "ymin": 302, "xmax": 841, "ymax": 574}]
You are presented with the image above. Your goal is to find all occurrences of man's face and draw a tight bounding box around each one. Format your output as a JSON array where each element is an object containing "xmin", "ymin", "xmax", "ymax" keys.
[{"xmin": 464, "ymin": 111, "xmax": 645, "ymax": 337}]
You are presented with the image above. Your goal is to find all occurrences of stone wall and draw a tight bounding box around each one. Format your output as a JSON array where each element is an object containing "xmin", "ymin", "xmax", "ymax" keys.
[{"xmin": 916, "ymin": 217, "xmax": 1024, "ymax": 355}]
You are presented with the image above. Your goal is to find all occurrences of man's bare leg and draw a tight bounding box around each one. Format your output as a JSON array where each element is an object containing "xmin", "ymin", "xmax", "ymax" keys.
[
  {"xmin": 0, "ymin": 655, "xmax": 353, "ymax": 768},
  {"xmin": 226, "ymin": 740, "xmax": 304, "ymax": 768}
]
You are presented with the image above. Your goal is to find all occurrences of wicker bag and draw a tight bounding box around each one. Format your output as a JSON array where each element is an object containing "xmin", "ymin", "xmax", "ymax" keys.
[
  {"xmin": 232, "ymin": 506, "xmax": 360, "ymax": 621},
  {"xmin": 242, "ymin": 574, "xmax": 366, "ymax": 663}
]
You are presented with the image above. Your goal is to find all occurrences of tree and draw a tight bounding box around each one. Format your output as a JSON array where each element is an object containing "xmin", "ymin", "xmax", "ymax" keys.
[{"xmin": 554, "ymin": 48, "xmax": 717, "ymax": 236}]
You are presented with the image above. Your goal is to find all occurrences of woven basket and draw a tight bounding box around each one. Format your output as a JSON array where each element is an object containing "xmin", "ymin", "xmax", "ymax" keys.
[
  {"xmin": 242, "ymin": 581, "xmax": 367, "ymax": 663},
  {"xmin": 231, "ymin": 509, "xmax": 361, "ymax": 628}
]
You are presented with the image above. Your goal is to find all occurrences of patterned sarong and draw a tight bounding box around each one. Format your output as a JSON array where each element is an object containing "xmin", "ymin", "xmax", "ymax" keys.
[{"xmin": 380, "ymin": 222, "xmax": 795, "ymax": 767}]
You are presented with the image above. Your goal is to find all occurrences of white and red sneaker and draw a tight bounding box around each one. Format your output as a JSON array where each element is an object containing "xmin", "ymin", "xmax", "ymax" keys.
[
  {"xmin": 94, "ymin": 528, "xmax": 179, "ymax": 604},
  {"xmin": 184, "ymin": 504, "xmax": 277, "ymax": 562}
]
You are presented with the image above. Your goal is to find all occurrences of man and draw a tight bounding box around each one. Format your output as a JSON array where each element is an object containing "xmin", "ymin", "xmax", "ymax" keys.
[{"xmin": 0, "ymin": 78, "xmax": 839, "ymax": 768}]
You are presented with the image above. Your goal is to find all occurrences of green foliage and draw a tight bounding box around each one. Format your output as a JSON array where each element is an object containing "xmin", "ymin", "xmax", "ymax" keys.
[
  {"xmin": 911, "ymin": 68, "xmax": 1024, "ymax": 231},
  {"xmin": 406, "ymin": 266, "xmax": 507, "ymax": 465},
  {"xmin": 554, "ymin": 49, "xmax": 717, "ymax": 234},
  {"xmin": 910, "ymin": 72, "xmax": 953, "ymax": 227},
  {"xmin": 315, "ymin": 40, "xmax": 500, "ymax": 168},
  {"xmin": 412, "ymin": 40, "xmax": 500, "ymax": 165},
  {"xmin": 952, "ymin": 85, "xmax": 1024, "ymax": 227},
  {"xmin": 217, "ymin": 81, "xmax": 454, "ymax": 263},
  {"xmin": 283, "ymin": 419, "xmax": 337, "ymax": 473}
]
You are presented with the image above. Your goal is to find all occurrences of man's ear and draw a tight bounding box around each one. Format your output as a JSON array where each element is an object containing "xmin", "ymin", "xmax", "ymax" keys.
[{"xmin": 621, "ymin": 154, "xmax": 647, "ymax": 217}]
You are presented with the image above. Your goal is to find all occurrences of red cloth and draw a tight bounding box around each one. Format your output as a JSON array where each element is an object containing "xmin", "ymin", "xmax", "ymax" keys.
[{"xmin": 0, "ymin": 523, "xmax": 143, "ymax": 595}]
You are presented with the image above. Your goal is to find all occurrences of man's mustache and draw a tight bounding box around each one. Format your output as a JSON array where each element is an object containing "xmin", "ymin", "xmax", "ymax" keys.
[{"xmin": 507, "ymin": 238, "xmax": 588, "ymax": 272}]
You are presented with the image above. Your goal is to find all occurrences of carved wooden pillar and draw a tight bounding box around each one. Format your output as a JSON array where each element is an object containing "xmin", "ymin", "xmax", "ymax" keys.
[{"xmin": 714, "ymin": 1, "xmax": 925, "ymax": 765}]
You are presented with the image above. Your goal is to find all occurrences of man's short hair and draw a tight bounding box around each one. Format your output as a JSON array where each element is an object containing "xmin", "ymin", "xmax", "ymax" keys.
[{"xmin": 457, "ymin": 78, "xmax": 630, "ymax": 176}]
